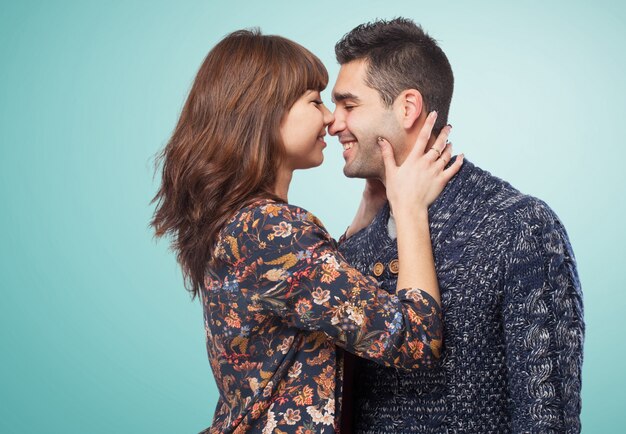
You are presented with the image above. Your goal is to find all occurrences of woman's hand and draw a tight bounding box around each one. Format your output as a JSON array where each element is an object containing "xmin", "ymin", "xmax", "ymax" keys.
[
  {"xmin": 345, "ymin": 178, "xmax": 387, "ymax": 239},
  {"xmin": 379, "ymin": 111, "xmax": 463, "ymax": 216},
  {"xmin": 378, "ymin": 111, "xmax": 462, "ymax": 304}
]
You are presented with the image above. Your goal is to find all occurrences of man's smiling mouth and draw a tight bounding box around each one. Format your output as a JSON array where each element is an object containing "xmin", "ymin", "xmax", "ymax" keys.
[{"xmin": 342, "ymin": 142, "xmax": 356, "ymax": 151}]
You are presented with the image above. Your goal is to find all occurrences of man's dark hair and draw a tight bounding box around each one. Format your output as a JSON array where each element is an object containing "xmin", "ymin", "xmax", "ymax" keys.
[{"xmin": 335, "ymin": 18, "xmax": 454, "ymax": 131}]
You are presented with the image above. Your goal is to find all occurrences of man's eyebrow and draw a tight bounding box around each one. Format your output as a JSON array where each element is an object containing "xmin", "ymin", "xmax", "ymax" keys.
[{"xmin": 332, "ymin": 92, "xmax": 360, "ymax": 103}]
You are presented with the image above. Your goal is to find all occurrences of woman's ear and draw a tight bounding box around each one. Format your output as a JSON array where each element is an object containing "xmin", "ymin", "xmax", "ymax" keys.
[{"xmin": 396, "ymin": 89, "xmax": 424, "ymax": 129}]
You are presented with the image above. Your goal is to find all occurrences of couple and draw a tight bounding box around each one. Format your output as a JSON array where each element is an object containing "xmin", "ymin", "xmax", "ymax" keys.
[{"xmin": 151, "ymin": 18, "xmax": 584, "ymax": 434}]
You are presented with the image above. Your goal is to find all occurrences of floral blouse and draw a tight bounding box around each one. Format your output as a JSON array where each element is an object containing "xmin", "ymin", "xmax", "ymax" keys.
[{"xmin": 200, "ymin": 199, "xmax": 442, "ymax": 433}]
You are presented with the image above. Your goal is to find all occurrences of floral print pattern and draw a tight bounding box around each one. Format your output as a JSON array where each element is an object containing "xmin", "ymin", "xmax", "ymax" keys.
[{"xmin": 200, "ymin": 199, "xmax": 442, "ymax": 433}]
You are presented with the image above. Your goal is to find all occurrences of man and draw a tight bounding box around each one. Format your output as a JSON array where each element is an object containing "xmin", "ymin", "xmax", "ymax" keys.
[{"xmin": 331, "ymin": 18, "xmax": 584, "ymax": 433}]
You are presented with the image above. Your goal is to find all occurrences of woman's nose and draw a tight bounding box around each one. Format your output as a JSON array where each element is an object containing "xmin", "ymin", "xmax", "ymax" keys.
[{"xmin": 323, "ymin": 105, "xmax": 335, "ymax": 125}]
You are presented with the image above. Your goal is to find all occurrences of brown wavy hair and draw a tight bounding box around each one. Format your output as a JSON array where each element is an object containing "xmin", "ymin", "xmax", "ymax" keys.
[{"xmin": 150, "ymin": 29, "xmax": 328, "ymax": 298}]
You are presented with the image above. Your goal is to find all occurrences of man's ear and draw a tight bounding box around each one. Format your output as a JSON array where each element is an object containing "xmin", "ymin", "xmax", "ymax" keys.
[{"xmin": 397, "ymin": 89, "xmax": 424, "ymax": 129}]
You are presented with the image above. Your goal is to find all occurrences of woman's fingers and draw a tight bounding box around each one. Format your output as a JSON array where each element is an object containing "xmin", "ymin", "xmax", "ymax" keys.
[
  {"xmin": 426, "ymin": 125, "xmax": 452, "ymax": 163},
  {"xmin": 442, "ymin": 153, "xmax": 464, "ymax": 181},
  {"xmin": 435, "ymin": 142, "xmax": 453, "ymax": 168},
  {"xmin": 408, "ymin": 111, "xmax": 438, "ymax": 159},
  {"xmin": 378, "ymin": 119, "xmax": 463, "ymax": 187},
  {"xmin": 433, "ymin": 142, "xmax": 464, "ymax": 182},
  {"xmin": 377, "ymin": 136, "xmax": 397, "ymax": 176}
]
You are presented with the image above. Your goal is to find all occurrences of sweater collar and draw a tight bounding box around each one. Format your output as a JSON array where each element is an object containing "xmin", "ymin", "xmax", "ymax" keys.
[{"xmin": 367, "ymin": 158, "xmax": 488, "ymax": 248}]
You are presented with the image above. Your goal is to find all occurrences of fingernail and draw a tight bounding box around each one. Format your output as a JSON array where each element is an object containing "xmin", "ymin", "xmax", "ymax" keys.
[{"xmin": 447, "ymin": 124, "xmax": 453, "ymax": 130}]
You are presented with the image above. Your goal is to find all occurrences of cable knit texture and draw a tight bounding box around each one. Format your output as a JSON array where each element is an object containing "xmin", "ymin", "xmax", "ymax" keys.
[{"xmin": 338, "ymin": 160, "xmax": 584, "ymax": 434}]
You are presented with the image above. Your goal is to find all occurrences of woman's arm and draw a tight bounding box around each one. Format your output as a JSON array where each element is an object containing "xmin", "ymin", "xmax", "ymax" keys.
[
  {"xmin": 344, "ymin": 179, "xmax": 387, "ymax": 240},
  {"xmin": 218, "ymin": 202, "xmax": 442, "ymax": 371},
  {"xmin": 379, "ymin": 111, "xmax": 462, "ymax": 305},
  {"xmin": 215, "ymin": 113, "xmax": 462, "ymax": 371}
]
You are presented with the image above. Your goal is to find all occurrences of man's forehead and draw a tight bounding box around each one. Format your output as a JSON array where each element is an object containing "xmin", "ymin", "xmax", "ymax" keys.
[{"xmin": 331, "ymin": 61, "xmax": 368, "ymax": 103}]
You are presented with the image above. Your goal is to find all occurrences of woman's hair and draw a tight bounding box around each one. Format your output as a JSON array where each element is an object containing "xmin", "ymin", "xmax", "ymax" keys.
[{"xmin": 151, "ymin": 29, "xmax": 328, "ymax": 298}]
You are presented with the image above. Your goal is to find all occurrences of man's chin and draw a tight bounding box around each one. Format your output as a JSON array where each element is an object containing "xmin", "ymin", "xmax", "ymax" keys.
[
  {"xmin": 342, "ymin": 170, "xmax": 359, "ymax": 179},
  {"xmin": 342, "ymin": 165, "xmax": 377, "ymax": 179},
  {"xmin": 342, "ymin": 166, "xmax": 362, "ymax": 179}
]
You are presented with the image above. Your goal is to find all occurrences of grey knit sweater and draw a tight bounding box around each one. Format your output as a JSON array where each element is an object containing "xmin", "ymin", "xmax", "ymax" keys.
[{"xmin": 338, "ymin": 160, "xmax": 584, "ymax": 434}]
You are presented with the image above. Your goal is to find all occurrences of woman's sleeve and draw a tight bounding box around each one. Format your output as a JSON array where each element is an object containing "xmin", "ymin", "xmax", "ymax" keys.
[{"xmin": 219, "ymin": 202, "xmax": 442, "ymax": 370}]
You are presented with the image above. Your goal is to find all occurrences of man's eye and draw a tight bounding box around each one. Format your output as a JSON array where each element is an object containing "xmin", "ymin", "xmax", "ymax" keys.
[
  {"xmin": 345, "ymin": 105, "xmax": 355, "ymax": 111},
  {"xmin": 312, "ymin": 99, "xmax": 323, "ymax": 105}
]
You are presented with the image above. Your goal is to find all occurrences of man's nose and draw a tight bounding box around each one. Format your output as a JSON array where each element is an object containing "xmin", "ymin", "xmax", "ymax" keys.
[{"xmin": 329, "ymin": 111, "xmax": 345, "ymax": 136}]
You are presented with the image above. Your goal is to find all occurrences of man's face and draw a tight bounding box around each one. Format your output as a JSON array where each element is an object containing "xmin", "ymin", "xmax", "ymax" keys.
[{"xmin": 330, "ymin": 59, "xmax": 403, "ymax": 179}]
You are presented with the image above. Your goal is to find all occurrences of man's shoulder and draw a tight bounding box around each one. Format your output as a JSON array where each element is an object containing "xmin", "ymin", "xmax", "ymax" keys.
[
  {"xmin": 341, "ymin": 162, "xmax": 565, "ymax": 251},
  {"xmin": 469, "ymin": 163, "xmax": 560, "ymax": 227}
]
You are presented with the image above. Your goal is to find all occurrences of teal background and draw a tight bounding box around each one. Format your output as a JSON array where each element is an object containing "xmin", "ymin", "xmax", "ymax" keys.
[{"xmin": 1, "ymin": 0, "xmax": 623, "ymax": 432}]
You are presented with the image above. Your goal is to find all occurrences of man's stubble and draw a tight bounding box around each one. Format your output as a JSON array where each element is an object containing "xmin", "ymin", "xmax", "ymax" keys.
[{"xmin": 343, "ymin": 110, "xmax": 404, "ymax": 182}]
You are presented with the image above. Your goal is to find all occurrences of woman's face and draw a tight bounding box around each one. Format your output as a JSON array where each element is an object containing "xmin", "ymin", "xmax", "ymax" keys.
[{"xmin": 280, "ymin": 90, "xmax": 334, "ymax": 170}]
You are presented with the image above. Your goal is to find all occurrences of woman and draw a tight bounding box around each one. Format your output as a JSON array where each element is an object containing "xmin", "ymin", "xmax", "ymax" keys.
[{"xmin": 151, "ymin": 29, "xmax": 462, "ymax": 433}]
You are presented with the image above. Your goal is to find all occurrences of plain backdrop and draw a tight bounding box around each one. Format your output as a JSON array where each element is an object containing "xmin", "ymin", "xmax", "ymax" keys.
[{"xmin": 1, "ymin": 1, "xmax": 624, "ymax": 432}]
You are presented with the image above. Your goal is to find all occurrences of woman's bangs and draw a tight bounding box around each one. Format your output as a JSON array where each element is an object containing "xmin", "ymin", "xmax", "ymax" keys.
[{"xmin": 282, "ymin": 43, "xmax": 328, "ymax": 95}]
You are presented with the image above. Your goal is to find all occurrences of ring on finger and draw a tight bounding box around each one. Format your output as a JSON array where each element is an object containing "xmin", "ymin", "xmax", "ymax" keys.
[{"xmin": 430, "ymin": 147, "xmax": 442, "ymax": 157}]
